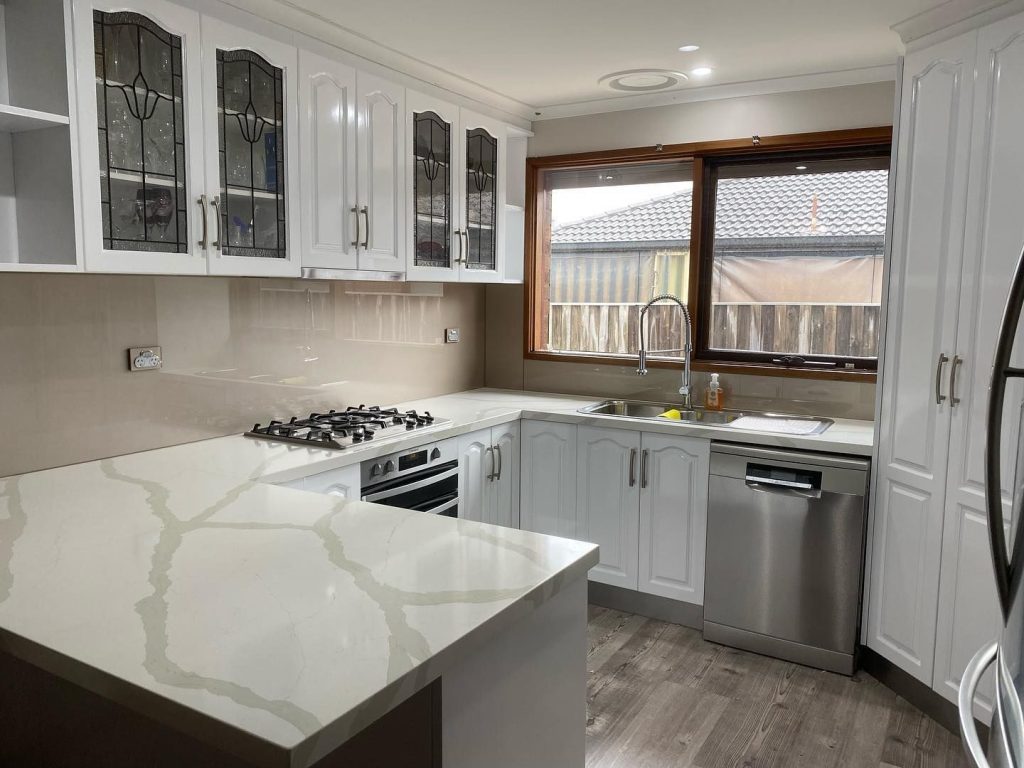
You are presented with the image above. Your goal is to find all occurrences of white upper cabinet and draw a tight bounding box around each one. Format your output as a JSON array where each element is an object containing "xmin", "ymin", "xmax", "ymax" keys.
[
  {"xmin": 456, "ymin": 109, "xmax": 505, "ymax": 283},
  {"xmin": 867, "ymin": 31, "xmax": 977, "ymax": 685},
  {"xmin": 298, "ymin": 49, "xmax": 357, "ymax": 271},
  {"xmin": 200, "ymin": 16, "xmax": 299, "ymax": 277},
  {"xmin": 74, "ymin": 0, "xmax": 207, "ymax": 274},
  {"xmin": 355, "ymin": 72, "xmax": 405, "ymax": 273}
]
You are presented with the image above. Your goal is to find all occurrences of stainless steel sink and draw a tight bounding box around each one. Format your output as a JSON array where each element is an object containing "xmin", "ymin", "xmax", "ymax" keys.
[
  {"xmin": 579, "ymin": 399, "xmax": 746, "ymax": 424},
  {"xmin": 578, "ymin": 399, "xmax": 833, "ymax": 433}
]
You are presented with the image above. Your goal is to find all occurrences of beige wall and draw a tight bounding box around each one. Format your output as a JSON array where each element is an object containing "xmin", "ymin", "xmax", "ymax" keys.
[
  {"xmin": 485, "ymin": 81, "xmax": 896, "ymax": 418},
  {"xmin": 0, "ymin": 274, "xmax": 485, "ymax": 477}
]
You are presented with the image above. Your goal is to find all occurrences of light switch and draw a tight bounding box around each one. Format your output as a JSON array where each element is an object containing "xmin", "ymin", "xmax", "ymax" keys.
[{"xmin": 445, "ymin": 328, "xmax": 460, "ymax": 343}]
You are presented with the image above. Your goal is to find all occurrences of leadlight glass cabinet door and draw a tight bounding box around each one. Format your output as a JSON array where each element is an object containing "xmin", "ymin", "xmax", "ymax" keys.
[
  {"xmin": 407, "ymin": 92, "xmax": 458, "ymax": 280},
  {"xmin": 201, "ymin": 16, "xmax": 299, "ymax": 277},
  {"xmin": 459, "ymin": 110, "xmax": 506, "ymax": 283},
  {"xmin": 76, "ymin": 0, "xmax": 207, "ymax": 274}
]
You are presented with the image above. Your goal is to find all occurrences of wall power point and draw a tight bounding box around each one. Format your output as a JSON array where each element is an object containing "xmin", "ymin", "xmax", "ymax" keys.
[{"xmin": 445, "ymin": 328, "xmax": 460, "ymax": 343}]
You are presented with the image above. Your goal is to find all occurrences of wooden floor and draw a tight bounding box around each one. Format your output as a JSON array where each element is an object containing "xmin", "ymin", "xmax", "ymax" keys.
[{"xmin": 586, "ymin": 605, "xmax": 968, "ymax": 768}]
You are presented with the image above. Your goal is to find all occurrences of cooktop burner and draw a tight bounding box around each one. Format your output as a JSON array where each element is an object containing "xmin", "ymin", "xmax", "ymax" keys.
[{"xmin": 245, "ymin": 405, "xmax": 448, "ymax": 450}]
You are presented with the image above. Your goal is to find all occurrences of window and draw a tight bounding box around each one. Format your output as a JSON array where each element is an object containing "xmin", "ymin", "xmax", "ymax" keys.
[
  {"xmin": 534, "ymin": 160, "xmax": 693, "ymax": 358},
  {"xmin": 699, "ymin": 151, "xmax": 889, "ymax": 369},
  {"xmin": 526, "ymin": 129, "xmax": 891, "ymax": 377}
]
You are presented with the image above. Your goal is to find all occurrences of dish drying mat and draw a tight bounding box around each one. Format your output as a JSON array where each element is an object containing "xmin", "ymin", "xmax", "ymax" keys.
[{"xmin": 729, "ymin": 416, "xmax": 824, "ymax": 435}]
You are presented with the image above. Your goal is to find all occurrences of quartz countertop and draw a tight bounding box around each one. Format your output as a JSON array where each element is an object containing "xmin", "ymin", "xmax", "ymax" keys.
[{"xmin": 0, "ymin": 387, "xmax": 872, "ymax": 767}]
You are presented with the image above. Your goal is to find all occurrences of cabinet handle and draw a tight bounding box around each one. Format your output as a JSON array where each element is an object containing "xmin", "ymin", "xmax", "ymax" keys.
[
  {"xmin": 454, "ymin": 229, "xmax": 463, "ymax": 265},
  {"xmin": 485, "ymin": 445, "xmax": 495, "ymax": 481},
  {"xmin": 210, "ymin": 195, "xmax": 222, "ymax": 251},
  {"xmin": 629, "ymin": 448, "xmax": 637, "ymax": 488},
  {"xmin": 461, "ymin": 230, "xmax": 469, "ymax": 265},
  {"xmin": 360, "ymin": 205, "xmax": 370, "ymax": 249},
  {"xmin": 350, "ymin": 206, "xmax": 361, "ymax": 251},
  {"xmin": 641, "ymin": 449, "xmax": 649, "ymax": 489},
  {"xmin": 935, "ymin": 353, "xmax": 949, "ymax": 404},
  {"xmin": 950, "ymin": 354, "xmax": 963, "ymax": 407},
  {"xmin": 495, "ymin": 443, "xmax": 503, "ymax": 481},
  {"xmin": 197, "ymin": 195, "xmax": 209, "ymax": 249}
]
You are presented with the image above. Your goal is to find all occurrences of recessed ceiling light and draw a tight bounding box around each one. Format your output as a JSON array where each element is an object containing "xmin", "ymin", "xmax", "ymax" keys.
[
  {"xmin": 598, "ymin": 69, "xmax": 689, "ymax": 92},
  {"xmin": 795, "ymin": 165, "xmax": 808, "ymax": 170},
  {"xmin": 678, "ymin": 44, "xmax": 700, "ymax": 52},
  {"xmin": 690, "ymin": 66, "xmax": 713, "ymax": 77}
]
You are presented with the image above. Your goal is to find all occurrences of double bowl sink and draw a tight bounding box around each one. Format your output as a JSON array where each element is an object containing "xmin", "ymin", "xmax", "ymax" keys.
[{"xmin": 578, "ymin": 399, "xmax": 833, "ymax": 434}]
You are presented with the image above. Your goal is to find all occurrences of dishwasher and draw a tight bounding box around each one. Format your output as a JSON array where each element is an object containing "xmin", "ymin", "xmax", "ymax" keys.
[{"xmin": 704, "ymin": 442, "xmax": 870, "ymax": 675}]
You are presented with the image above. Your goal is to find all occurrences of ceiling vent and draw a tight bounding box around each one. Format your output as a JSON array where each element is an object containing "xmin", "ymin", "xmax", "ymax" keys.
[{"xmin": 598, "ymin": 69, "xmax": 689, "ymax": 92}]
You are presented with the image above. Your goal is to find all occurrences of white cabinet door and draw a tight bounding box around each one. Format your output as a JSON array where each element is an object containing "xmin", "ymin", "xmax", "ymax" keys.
[
  {"xmin": 298, "ymin": 49, "xmax": 357, "ymax": 271},
  {"xmin": 356, "ymin": 71, "xmax": 404, "ymax": 273},
  {"xmin": 491, "ymin": 421, "xmax": 520, "ymax": 529},
  {"xmin": 292, "ymin": 463, "xmax": 361, "ymax": 498},
  {"xmin": 406, "ymin": 91, "xmax": 460, "ymax": 281},
  {"xmin": 867, "ymin": 32, "xmax": 977, "ymax": 683},
  {"xmin": 75, "ymin": 0, "xmax": 207, "ymax": 274},
  {"xmin": 932, "ymin": 15, "xmax": 1024, "ymax": 714},
  {"xmin": 638, "ymin": 433, "xmax": 709, "ymax": 604},
  {"xmin": 456, "ymin": 109, "xmax": 505, "ymax": 284},
  {"xmin": 577, "ymin": 426, "xmax": 639, "ymax": 590},
  {"xmin": 520, "ymin": 420, "xmax": 577, "ymax": 538},
  {"xmin": 200, "ymin": 15, "xmax": 300, "ymax": 277},
  {"xmin": 458, "ymin": 429, "xmax": 492, "ymax": 524}
]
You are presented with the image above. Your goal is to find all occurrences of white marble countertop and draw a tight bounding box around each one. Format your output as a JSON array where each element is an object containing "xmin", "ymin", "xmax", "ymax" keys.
[{"xmin": 0, "ymin": 387, "xmax": 872, "ymax": 767}]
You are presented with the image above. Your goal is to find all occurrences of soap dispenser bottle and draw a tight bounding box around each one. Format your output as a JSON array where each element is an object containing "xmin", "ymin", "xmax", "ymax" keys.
[{"xmin": 704, "ymin": 373, "xmax": 724, "ymax": 411}]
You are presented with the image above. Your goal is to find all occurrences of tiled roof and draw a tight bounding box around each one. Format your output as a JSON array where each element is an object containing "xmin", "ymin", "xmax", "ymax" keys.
[{"xmin": 551, "ymin": 169, "xmax": 888, "ymax": 244}]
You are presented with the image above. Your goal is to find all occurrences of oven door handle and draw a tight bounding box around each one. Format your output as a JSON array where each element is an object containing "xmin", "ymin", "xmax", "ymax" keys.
[
  {"xmin": 362, "ymin": 466, "xmax": 459, "ymax": 503},
  {"xmin": 423, "ymin": 495, "xmax": 459, "ymax": 517}
]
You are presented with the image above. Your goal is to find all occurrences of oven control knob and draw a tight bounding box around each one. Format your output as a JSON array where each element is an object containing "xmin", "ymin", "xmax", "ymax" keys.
[
  {"xmin": 430, "ymin": 448, "xmax": 441, "ymax": 460},
  {"xmin": 369, "ymin": 463, "xmax": 383, "ymax": 477},
  {"xmin": 383, "ymin": 460, "xmax": 396, "ymax": 474}
]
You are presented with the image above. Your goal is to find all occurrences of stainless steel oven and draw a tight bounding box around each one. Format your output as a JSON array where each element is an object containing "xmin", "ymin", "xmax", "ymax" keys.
[{"xmin": 360, "ymin": 438, "xmax": 459, "ymax": 517}]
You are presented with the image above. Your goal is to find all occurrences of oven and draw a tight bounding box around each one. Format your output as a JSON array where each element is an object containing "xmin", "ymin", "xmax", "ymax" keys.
[{"xmin": 360, "ymin": 438, "xmax": 459, "ymax": 518}]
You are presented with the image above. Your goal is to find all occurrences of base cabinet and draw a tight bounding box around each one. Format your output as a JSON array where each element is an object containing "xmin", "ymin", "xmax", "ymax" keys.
[
  {"xmin": 519, "ymin": 420, "xmax": 578, "ymax": 538},
  {"xmin": 458, "ymin": 423, "xmax": 519, "ymax": 528}
]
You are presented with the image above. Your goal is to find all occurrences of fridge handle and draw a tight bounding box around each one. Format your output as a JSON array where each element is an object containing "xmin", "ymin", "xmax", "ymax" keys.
[
  {"xmin": 986, "ymin": 243, "xmax": 1024, "ymax": 619},
  {"xmin": 959, "ymin": 641, "xmax": 997, "ymax": 768}
]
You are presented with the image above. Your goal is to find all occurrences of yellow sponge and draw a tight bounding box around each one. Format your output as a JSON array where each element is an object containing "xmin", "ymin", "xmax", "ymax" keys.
[{"xmin": 659, "ymin": 409, "xmax": 682, "ymax": 420}]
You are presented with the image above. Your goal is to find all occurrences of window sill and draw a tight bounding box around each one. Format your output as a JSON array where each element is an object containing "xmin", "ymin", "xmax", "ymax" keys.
[{"xmin": 525, "ymin": 350, "xmax": 877, "ymax": 383}]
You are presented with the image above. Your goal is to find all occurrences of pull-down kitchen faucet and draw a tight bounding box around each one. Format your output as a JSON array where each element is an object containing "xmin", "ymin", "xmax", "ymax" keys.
[{"xmin": 637, "ymin": 294, "xmax": 693, "ymax": 409}]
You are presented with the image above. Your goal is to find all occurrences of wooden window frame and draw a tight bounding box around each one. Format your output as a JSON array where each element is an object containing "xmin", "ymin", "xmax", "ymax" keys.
[{"xmin": 524, "ymin": 126, "xmax": 892, "ymax": 382}]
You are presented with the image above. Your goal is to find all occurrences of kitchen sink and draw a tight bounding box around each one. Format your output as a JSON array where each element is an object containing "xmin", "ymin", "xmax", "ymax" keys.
[{"xmin": 579, "ymin": 399, "xmax": 746, "ymax": 424}]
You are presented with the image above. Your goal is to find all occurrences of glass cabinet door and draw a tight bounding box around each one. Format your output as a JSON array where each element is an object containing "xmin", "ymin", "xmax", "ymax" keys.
[
  {"xmin": 93, "ymin": 10, "xmax": 188, "ymax": 254},
  {"xmin": 412, "ymin": 110, "xmax": 452, "ymax": 269},
  {"xmin": 216, "ymin": 49, "xmax": 287, "ymax": 260},
  {"xmin": 464, "ymin": 127, "xmax": 498, "ymax": 272}
]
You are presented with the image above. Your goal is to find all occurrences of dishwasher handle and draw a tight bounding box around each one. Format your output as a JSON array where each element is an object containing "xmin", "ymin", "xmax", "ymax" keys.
[
  {"xmin": 744, "ymin": 478, "xmax": 823, "ymax": 500},
  {"xmin": 744, "ymin": 462, "xmax": 823, "ymax": 499}
]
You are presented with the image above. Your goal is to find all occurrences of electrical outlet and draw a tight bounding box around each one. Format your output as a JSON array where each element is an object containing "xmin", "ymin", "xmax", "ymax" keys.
[
  {"xmin": 445, "ymin": 328, "xmax": 460, "ymax": 343},
  {"xmin": 128, "ymin": 346, "xmax": 163, "ymax": 372}
]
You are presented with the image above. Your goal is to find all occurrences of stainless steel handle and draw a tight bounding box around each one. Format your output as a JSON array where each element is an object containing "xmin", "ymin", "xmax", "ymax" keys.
[
  {"xmin": 641, "ymin": 449, "xmax": 649, "ymax": 489},
  {"xmin": 454, "ymin": 229, "xmax": 463, "ymax": 264},
  {"xmin": 744, "ymin": 475, "xmax": 814, "ymax": 490},
  {"xmin": 744, "ymin": 480, "xmax": 823, "ymax": 500},
  {"xmin": 950, "ymin": 354, "xmax": 963, "ymax": 407},
  {"xmin": 424, "ymin": 496, "xmax": 459, "ymax": 517},
  {"xmin": 362, "ymin": 466, "xmax": 459, "ymax": 503},
  {"xmin": 350, "ymin": 206, "xmax": 361, "ymax": 250},
  {"xmin": 197, "ymin": 195, "xmax": 209, "ymax": 249},
  {"xmin": 986, "ymin": 243, "xmax": 1024, "ymax": 618},
  {"xmin": 461, "ymin": 230, "xmax": 469, "ymax": 265},
  {"xmin": 959, "ymin": 641, "xmax": 996, "ymax": 768},
  {"xmin": 360, "ymin": 205, "xmax": 369, "ymax": 249},
  {"xmin": 210, "ymin": 195, "xmax": 222, "ymax": 251},
  {"xmin": 495, "ymin": 443, "xmax": 503, "ymax": 481},
  {"xmin": 935, "ymin": 353, "xmax": 949, "ymax": 404},
  {"xmin": 485, "ymin": 445, "xmax": 494, "ymax": 481},
  {"xmin": 629, "ymin": 448, "xmax": 637, "ymax": 488}
]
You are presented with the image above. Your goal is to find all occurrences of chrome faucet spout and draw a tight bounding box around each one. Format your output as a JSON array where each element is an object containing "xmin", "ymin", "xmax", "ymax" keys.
[{"xmin": 637, "ymin": 293, "xmax": 693, "ymax": 409}]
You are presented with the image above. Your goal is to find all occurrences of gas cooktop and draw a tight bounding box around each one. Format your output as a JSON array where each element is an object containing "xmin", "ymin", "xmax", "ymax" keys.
[{"xmin": 245, "ymin": 406, "xmax": 449, "ymax": 450}]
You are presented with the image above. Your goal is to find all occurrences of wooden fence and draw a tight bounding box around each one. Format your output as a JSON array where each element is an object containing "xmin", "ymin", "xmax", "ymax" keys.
[{"xmin": 547, "ymin": 302, "xmax": 880, "ymax": 358}]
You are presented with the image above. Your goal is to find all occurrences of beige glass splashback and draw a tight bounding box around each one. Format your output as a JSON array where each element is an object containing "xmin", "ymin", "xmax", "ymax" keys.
[{"xmin": 0, "ymin": 275, "xmax": 484, "ymax": 477}]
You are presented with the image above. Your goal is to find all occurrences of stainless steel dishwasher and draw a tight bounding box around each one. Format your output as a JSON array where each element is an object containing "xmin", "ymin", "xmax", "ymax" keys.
[{"xmin": 704, "ymin": 442, "xmax": 870, "ymax": 675}]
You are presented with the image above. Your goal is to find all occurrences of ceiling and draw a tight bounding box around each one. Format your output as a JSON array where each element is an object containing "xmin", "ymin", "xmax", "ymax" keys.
[{"xmin": 242, "ymin": 0, "xmax": 948, "ymax": 116}]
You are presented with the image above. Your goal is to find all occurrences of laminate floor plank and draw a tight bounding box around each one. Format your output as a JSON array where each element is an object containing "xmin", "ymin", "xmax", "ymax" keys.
[{"xmin": 585, "ymin": 606, "xmax": 969, "ymax": 768}]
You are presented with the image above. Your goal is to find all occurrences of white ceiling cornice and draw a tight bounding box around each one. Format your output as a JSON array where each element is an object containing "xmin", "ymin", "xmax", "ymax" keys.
[
  {"xmin": 893, "ymin": 0, "xmax": 1024, "ymax": 46},
  {"xmin": 531, "ymin": 65, "xmax": 897, "ymax": 121}
]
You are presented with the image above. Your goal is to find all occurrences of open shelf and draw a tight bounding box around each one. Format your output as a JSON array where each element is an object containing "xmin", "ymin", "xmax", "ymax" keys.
[{"xmin": 0, "ymin": 104, "xmax": 70, "ymax": 133}]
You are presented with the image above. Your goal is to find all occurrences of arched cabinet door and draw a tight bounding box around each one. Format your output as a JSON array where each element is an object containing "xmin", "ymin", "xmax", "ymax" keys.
[
  {"xmin": 458, "ymin": 110, "xmax": 506, "ymax": 283},
  {"xmin": 75, "ymin": 0, "xmax": 207, "ymax": 274},
  {"xmin": 200, "ymin": 15, "xmax": 299, "ymax": 277}
]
